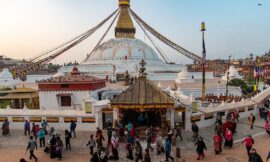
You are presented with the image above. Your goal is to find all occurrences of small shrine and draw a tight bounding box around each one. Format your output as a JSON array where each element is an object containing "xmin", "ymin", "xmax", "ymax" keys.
[
  {"xmin": 175, "ymin": 66, "xmax": 194, "ymax": 84},
  {"xmin": 111, "ymin": 60, "xmax": 178, "ymax": 130},
  {"xmin": 0, "ymin": 87, "xmax": 39, "ymax": 109}
]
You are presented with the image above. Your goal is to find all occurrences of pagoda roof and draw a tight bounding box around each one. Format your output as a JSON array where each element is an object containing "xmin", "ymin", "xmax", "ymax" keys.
[
  {"xmin": 111, "ymin": 77, "xmax": 174, "ymax": 109},
  {"xmin": 0, "ymin": 88, "xmax": 38, "ymax": 99}
]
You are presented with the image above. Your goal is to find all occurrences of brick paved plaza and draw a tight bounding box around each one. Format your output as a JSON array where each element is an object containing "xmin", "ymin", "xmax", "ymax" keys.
[{"xmin": 0, "ymin": 116, "xmax": 269, "ymax": 162}]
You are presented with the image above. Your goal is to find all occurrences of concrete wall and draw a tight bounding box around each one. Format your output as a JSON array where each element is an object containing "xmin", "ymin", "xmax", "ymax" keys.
[
  {"xmin": 39, "ymin": 90, "xmax": 99, "ymax": 110},
  {"xmin": 3, "ymin": 116, "xmax": 99, "ymax": 131}
]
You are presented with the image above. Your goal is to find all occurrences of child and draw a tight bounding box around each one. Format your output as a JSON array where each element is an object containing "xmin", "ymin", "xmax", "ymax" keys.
[{"xmin": 86, "ymin": 134, "xmax": 96, "ymax": 155}]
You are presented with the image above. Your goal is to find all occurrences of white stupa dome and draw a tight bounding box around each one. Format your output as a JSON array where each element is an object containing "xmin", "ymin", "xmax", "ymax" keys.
[
  {"xmin": 83, "ymin": 38, "xmax": 164, "ymax": 65},
  {"xmin": 53, "ymin": 71, "xmax": 65, "ymax": 78},
  {"xmin": 175, "ymin": 66, "xmax": 194, "ymax": 84},
  {"xmin": 222, "ymin": 65, "xmax": 243, "ymax": 81},
  {"xmin": 0, "ymin": 68, "xmax": 19, "ymax": 87},
  {"xmin": 0, "ymin": 68, "xmax": 13, "ymax": 78}
]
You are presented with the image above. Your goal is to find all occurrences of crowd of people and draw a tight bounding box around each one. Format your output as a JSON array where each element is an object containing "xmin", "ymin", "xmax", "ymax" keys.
[{"xmin": 1, "ymin": 109, "xmax": 270, "ymax": 162}]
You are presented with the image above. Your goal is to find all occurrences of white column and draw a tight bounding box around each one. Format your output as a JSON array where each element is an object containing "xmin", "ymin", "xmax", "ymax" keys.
[
  {"xmin": 170, "ymin": 108, "xmax": 175, "ymax": 128},
  {"xmin": 185, "ymin": 107, "xmax": 192, "ymax": 131}
]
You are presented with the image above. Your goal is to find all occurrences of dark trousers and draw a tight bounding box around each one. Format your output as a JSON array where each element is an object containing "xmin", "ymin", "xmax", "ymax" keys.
[
  {"xmin": 175, "ymin": 134, "xmax": 183, "ymax": 141},
  {"xmin": 70, "ymin": 129, "xmax": 76, "ymax": 138},
  {"xmin": 90, "ymin": 146, "xmax": 94, "ymax": 155},
  {"xmin": 39, "ymin": 138, "xmax": 45, "ymax": 147},
  {"xmin": 246, "ymin": 146, "xmax": 252, "ymax": 155},
  {"xmin": 29, "ymin": 150, "xmax": 37, "ymax": 160},
  {"xmin": 51, "ymin": 147, "xmax": 56, "ymax": 159},
  {"xmin": 127, "ymin": 148, "xmax": 133, "ymax": 160},
  {"xmin": 165, "ymin": 151, "xmax": 174, "ymax": 161},
  {"xmin": 24, "ymin": 129, "xmax": 30, "ymax": 135},
  {"xmin": 112, "ymin": 148, "xmax": 119, "ymax": 160},
  {"xmin": 135, "ymin": 153, "xmax": 142, "ymax": 162},
  {"xmin": 65, "ymin": 140, "xmax": 71, "ymax": 149}
]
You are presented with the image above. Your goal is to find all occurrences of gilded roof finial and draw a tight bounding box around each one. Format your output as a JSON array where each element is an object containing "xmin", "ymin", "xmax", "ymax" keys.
[
  {"xmin": 139, "ymin": 59, "xmax": 147, "ymax": 78},
  {"xmin": 115, "ymin": 0, "xmax": 135, "ymax": 38}
]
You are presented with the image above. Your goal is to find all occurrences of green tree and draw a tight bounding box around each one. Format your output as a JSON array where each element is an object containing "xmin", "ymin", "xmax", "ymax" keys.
[{"xmin": 228, "ymin": 78, "xmax": 253, "ymax": 95}]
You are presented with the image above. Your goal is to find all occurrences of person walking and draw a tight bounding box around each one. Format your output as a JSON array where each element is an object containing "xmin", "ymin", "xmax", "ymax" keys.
[
  {"xmin": 134, "ymin": 141, "xmax": 143, "ymax": 162},
  {"xmin": 224, "ymin": 128, "xmax": 233, "ymax": 148},
  {"xmin": 175, "ymin": 123, "xmax": 183, "ymax": 141},
  {"xmin": 233, "ymin": 110, "xmax": 239, "ymax": 122},
  {"xmin": 65, "ymin": 129, "xmax": 72, "ymax": 150},
  {"xmin": 213, "ymin": 133, "xmax": 222, "ymax": 154},
  {"xmin": 50, "ymin": 135, "xmax": 57, "ymax": 159},
  {"xmin": 195, "ymin": 137, "xmax": 207, "ymax": 160},
  {"xmin": 26, "ymin": 136, "xmax": 38, "ymax": 162},
  {"xmin": 70, "ymin": 120, "xmax": 77, "ymax": 138},
  {"xmin": 249, "ymin": 149, "xmax": 263, "ymax": 162},
  {"xmin": 106, "ymin": 121, "xmax": 113, "ymax": 146},
  {"xmin": 2, "ymin": 119, "xmax": 10, "ymax": 136},
  {"xmin": 31, "ymin": 123, "xmax": 37, "ymax": 141},
  {"xmin": 49, "ymin": 127, "xmax": 55, "ymax": 137},
  {"xmin": 96, "ymin": 127, "xmax": 105, "ymax": 149},
  {"xmin": 126, "ymin": 134, "xmax": 134, "ymax": 160},
  {"xmin": 24, "ymin": 120, "xmax": 30, "ymax": 136},
  {"xmin": 86, "ymin": 134, "xmax": 96, "ymax": 155},
  {"xmin": 37, "ymin": 128, "xmax": 45, "ymax": 147},
  {"xmin": 165, "ymin": 138, "xmax": 174, "ymax": 162},
  {"xmin": 215, "ymin": 123, "xmax": 223, "ymax": 136},
  {"xmin": 146, "ymin": 130, "xmax": 154, "ymax": 151},
  {"xmin": 167, "ymin": 126, "xmax": 173, "ymax": 143},
  {"xmin": 192, "ymin": 122, "xmax": 199, "ymax": 141},
  {"xmin": 248, "ymin": 113, "xmax": 256, "ymax": 129},
  {"xmin": 242, "ymin": 135, "xmax": 254, "ymax": 156},
  {"xmin": 41, "ymin": 120, "xmax": 49, "ymax": 135},
  {"xmin": 111, "ymin": 131, "xmax": 119, "ymax": 160},
  {"xmin": 176, "ymin": 136, "xmax": 181, "ymax": 158},
  {"xmin": 55, "ymin": 136, "xmax": 63, "ymax": 160},
  {"xmin": 156, "ymin": 132, "xmax": 165, "ymax": 155}
]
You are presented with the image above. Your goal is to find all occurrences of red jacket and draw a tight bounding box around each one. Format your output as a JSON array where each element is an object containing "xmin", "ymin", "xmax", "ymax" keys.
[
  {"xmin": 224, "ymin": 130, "xmax": 233, "ymax": 140},
  {"xmin": 213, "ymin": 135, "xmax": 222, "ymax": 143},
  {"xmin": 242, "ymin": 137, "xmax": 254, "ymax": 147}
]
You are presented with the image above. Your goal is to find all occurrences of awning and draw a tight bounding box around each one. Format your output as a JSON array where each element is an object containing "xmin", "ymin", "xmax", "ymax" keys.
[
  {"xmin": 56, "ymin": 93, "xmax": 73, "ymax": 97},
  {"xmin": 0, "ymin": 93, "xmax": 38, "ymax": 99}
]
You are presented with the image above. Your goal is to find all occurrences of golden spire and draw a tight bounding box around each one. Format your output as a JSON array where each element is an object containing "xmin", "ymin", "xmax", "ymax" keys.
[{"xmin": 115, "ymin": 0, "xmax": 136, "ymax": 38}]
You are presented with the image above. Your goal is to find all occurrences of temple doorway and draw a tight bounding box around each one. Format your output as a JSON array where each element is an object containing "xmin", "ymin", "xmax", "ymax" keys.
[{"xmin": 120, "ymin": 109, "xmax": 166, "ymax": 127}]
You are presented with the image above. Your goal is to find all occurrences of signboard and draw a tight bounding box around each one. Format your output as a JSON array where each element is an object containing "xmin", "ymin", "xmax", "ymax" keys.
[
  {"xmin": 85, "ymin": 102, "xmax": 92, "ymax": 114},
  {"xmin": 192, "ymin": 101, "xmax": 198, "ymax": 112}
]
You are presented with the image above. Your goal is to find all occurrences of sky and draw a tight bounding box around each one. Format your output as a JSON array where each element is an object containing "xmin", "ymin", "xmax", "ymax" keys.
[{"xmin": 0, "ymin": 0, "xmax": 270, "ymax": 65}]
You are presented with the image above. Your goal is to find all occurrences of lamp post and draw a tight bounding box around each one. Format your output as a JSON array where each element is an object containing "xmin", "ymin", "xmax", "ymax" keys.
[
  {"xmin": 225, "ymin": 55, "xmax": 231, "ymax": 99},
  {"xmin": 201, "ymin": 22, "xmax": 206, "ymax": 104}
]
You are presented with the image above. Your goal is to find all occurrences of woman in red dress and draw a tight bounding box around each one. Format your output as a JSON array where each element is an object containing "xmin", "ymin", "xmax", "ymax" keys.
[
  {"xmin": 224, "ymin": 128, "xmax": 233, "ymax": 148},
  {"xmin": 213, "ymin": 133, "xmax": 222, "ymax": 154}
]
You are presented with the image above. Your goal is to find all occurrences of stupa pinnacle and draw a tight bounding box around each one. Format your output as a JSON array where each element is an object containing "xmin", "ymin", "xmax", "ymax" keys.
[{"xmin": 115, "ymin": 0, "xmax": 136, "ymax": 38}]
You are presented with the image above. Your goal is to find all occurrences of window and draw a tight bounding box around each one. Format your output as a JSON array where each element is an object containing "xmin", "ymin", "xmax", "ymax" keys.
[
  {"xmin": 61, "ymin": 96, "xmax": 71, "ymax": 107},
  {"xmin": 61, "ymin": 84, "xmax": 69, "ymax": 88}
]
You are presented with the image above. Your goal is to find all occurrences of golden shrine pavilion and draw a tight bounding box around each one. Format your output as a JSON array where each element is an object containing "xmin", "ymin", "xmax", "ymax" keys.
[{"xmin": 111, "ymin": 60, "xmax": 180, "ymax": 128}]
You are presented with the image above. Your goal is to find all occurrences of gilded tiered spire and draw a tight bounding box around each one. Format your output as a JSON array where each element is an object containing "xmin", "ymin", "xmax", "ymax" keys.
[{"xmin": 115, "ymin": 0, "xmax": 136, "ymax": 38}]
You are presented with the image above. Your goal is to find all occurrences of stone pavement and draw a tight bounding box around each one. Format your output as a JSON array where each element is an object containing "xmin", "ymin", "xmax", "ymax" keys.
[{"xmin": 0, "ymin": 115, "xmax": 268, "ymax": 162}]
